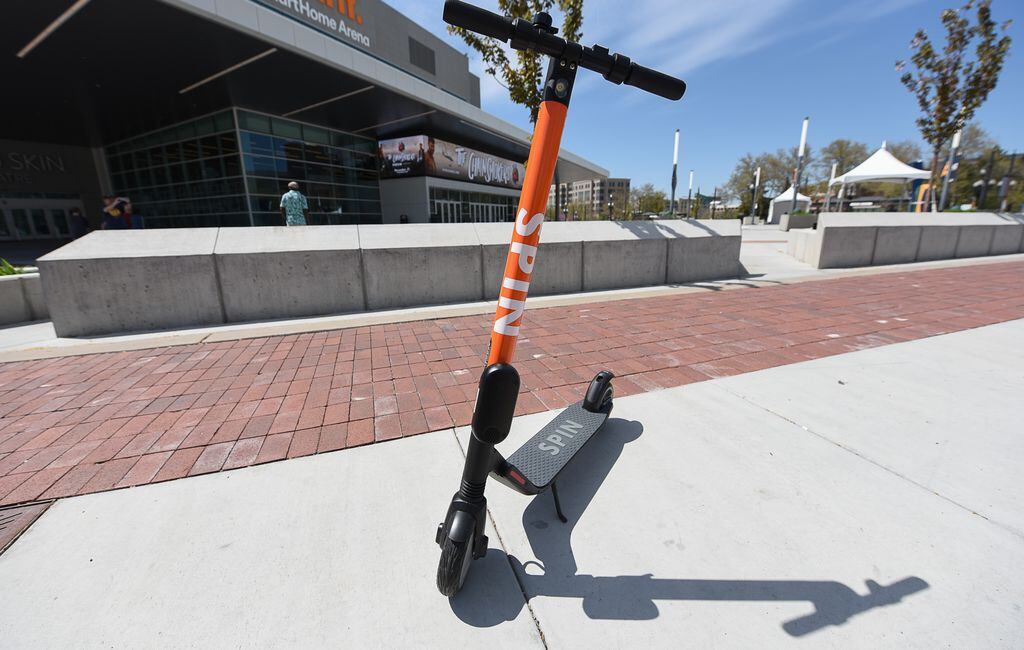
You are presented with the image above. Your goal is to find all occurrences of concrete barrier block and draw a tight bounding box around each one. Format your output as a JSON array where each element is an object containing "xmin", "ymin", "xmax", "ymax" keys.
[
  {"xmin": 804, "ymin": 229, "xmax": 823, "ymax": 267},
  {"xmin": 872, "ymin": 226, "xmax": 922, "ymax": 265},
  {"xmin": 474, "ymin": 222, "xmax": 582, "ymax": 299},
  {"xmin": 359, "ymin": 224, "xmax": 483, "ymax": 310},
  {"xmin": 789, "ymin": 230, "xmax": 808, "ymax": 261},
  {"xmin": 786, "ymin": 231, "xmax": 800, "ymax": 259},
  {"xmin": 989, "ymin": 224, "xmax": 1024, "ymax": 255},
  {"xmin": 577, "ymin": 221, "xmax": 668, "ymax": 291},
  {"xmin": 0, "ymin": 276, "xmax": 31, "ymax": 326},
  {"xmin": 20, "ymin": 273, "xmax": 48, "ymax": 320},
  {"xmin": 955, "ymin": 225, "xmax": 994, "ymax": 258},
  {"xmin": 38, "ymin": 229, "xmax": 223, "ymax": 337},
  {"xmin": 817, "ymin": 226, "xmax": 877, "ymax": 268},
  {"xmin": 215, "ymin": 226, "xmax": 364, "ymax": 322},
  {"xmin": 658, "ymin": 219, "xmax": 742, "ymax": 283},
  {"xmin": 916, "ymin": 227, "xmax": 959, "ymax": 261},
  {"xmin": 780, "ymin": 213, "xmax": 817, "ymax": 231}
]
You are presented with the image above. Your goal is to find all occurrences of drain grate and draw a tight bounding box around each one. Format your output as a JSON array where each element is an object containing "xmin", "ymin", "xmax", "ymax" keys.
[{"xmin": 0, "ymin": 502, "xmax": 52, "ymax": 556}]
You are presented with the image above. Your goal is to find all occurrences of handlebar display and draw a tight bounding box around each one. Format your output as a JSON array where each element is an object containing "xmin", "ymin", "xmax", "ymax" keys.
[{"xmin": 443, "ymin": 0, "xmax": 686, "ymax": 101}]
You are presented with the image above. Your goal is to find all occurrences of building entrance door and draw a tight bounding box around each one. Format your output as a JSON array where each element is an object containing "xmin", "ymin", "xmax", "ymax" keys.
[
  {"xmin": 0, "ymin": 197, "xmax": 83, "ymax": 240},
  {"xmin": 437, "ymin": 200, "xmax": 461, "ymax": 223},
  {"xmin": 470, "ymin": 202, "xmax": 502, "ymax": 223}
]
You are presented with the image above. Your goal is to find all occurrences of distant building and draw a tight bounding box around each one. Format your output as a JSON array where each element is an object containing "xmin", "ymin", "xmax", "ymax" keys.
[{"xmin": 549, "ymin": 178, "xmax": 630, "ymax": 219}]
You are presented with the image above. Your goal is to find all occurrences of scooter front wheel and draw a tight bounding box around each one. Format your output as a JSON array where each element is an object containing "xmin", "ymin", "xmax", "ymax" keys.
[{"xmin": 437, "ymin": 531, "xmax": 474, "ymax": 597}]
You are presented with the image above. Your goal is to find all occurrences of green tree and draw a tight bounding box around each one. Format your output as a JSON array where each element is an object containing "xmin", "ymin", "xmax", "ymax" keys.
[
  {"xmin": 956, "ymin": 122, "xmax": 997, "ymax": 159},
  {"xmin": 724, "ymin": 153, "xmax": 771, "ymax": 211},
  {"xmin": 725, "ymin": 145, "xmax": 817, "ymax": 211},
  {"xmin": 630, "ymin": 183, "xmax": 667, "ymax": 214},
  {"xmin": 897, "ymin": 0, "xmax": 1012, "ymax": 205},
  {"xmin": 815, "ymin": 139, "xmax": 869, "ymax": 182},
  {"xmin": 887, "ymin": 140, "xmax": 924, "ymax": 163},
  {"xmin": 765, "ymin": 146, "xmax": 814, "ymax": 197},
  {"xmin": 448, "ymin": 1, "xmax": 584, "ymax": 124}
]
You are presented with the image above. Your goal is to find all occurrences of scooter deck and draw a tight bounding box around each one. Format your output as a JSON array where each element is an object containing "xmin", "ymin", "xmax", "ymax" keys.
[{"xmin": 502, "ymin": 401, "xmax": 608, "ymax": 492}]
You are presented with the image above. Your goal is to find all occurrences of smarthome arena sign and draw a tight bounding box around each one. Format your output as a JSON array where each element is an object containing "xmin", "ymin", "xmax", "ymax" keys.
[{"xmin": 256, "ymin": 0, "xmax": 372, "ymax": 49}]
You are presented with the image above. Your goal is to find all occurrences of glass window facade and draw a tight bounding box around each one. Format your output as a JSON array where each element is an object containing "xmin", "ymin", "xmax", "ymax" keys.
[
  {"xmin": 105, "ymin": 110, "xmax": 248, "ymax": 228},
  {"xmin": 429, "ymin": 187, "xmax": 516, "ymax": 224},
  {"xmin": 104, "ymin": 109, "xmax": 382, "ymax": 228},
  {"xmin": 237, "ymin": 110, "xmax": 381, "ymax": 226}
]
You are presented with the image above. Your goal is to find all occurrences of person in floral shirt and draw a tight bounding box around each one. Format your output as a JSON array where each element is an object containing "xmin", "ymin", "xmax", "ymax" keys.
[{"xmin": 279, "ymin": 181, "xmax": 309, "ymax": 226}]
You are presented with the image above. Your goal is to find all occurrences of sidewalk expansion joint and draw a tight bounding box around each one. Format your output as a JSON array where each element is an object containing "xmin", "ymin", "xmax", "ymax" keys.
[
  {"xmin": 451, "ymin": 429, "xmax": 550, "ymax": 649},
  {"xmin": 713, "ymin": 383, "xmax": 1024, "ymax": 542}
]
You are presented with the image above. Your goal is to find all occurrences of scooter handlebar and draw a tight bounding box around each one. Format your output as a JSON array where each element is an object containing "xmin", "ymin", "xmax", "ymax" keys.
[
  {"xmin": 443, "ymin": 0, "xmax": 685, "ymax": 101},
  {"xmin": 443, "ymin": 0, "xmax": 513, "ymax": 41},
  {"xmin": 625, "ymin": 63, "xmax": 687, "ymax": 101}
]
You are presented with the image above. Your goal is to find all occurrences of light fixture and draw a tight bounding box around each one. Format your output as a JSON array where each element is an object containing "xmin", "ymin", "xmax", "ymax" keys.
[
  {"xmin": 353, "ymin": 110, "xmax": 436, "ymax": 134},
  {"xmin": 17, "ymin": 0, "xmax": 93, "ymax": 59},
  {"xmin": 283, "ymin": 85, "xmax": 374, "ymax": 117},
  {"xmin": 178, "ymin": 48, "xmax": 278, "ymax": 95}
]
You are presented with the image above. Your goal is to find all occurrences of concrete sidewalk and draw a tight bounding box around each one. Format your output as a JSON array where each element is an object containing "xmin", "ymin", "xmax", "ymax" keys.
[{"xmin": 2, "ymin": 321, "xmax": 1023, "ymax": 648}]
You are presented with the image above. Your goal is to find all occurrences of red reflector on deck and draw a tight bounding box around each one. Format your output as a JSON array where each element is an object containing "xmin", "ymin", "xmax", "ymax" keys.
[{"xmin": 509, "ymin": 470, "xmax": 526, "ymax": 485}]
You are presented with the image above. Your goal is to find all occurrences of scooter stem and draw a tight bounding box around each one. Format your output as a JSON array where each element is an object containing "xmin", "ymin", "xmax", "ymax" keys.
[{"xmin": 487, "ymin": 57, "xmax": 577, "ymax": 366}]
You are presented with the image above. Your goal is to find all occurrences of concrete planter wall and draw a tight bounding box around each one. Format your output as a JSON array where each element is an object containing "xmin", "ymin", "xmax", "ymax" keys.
[
  {"xmin": 39, "ymin": 230, "xmax": 223, "ymax": 337},
  {"xmin": 788, "ymin": 212, "xmax": 1024, "ymax": 269},
  {"xmin": 215, "ymin": 226, "xmax": 364, "ymax": 321},
  {"xmin": 36, "ymin": 219, "xmax": 741, "ymax": 337},
  {"xmin": 0, "ymin": 274, "xmax": 49, "ymax": 326},
  {"xmin": 779, "ymin": 212, "xmax": 818, "ymax": 231}
]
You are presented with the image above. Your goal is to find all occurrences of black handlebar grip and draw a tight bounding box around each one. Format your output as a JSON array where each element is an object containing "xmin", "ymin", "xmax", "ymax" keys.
[
  {"xmin": 625, "ymin": 64, "xmax": 687, "ymax": 101},
  {"xmin": 443, "ymin": 0, "xmax": 514, "ymax": 41}
]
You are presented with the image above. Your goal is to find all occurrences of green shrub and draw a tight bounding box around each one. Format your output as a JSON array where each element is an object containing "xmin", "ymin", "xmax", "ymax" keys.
[{"xmin": 0, "ymin": 258, "xmax": 20, "ymax": 276}]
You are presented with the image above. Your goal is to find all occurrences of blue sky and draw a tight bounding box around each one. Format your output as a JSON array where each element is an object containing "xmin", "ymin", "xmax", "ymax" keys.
[{"xmin": 388, "ymin": 0, "xmax": 1022, "ymax": 195}]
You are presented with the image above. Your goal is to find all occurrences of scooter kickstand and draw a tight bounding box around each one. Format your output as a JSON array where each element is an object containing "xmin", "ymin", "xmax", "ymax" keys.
[{"xmin": 551, "ymin": 481, "xmax": 568, "ymax": 523}]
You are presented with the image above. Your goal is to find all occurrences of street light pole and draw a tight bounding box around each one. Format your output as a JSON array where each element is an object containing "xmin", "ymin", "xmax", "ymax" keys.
[
  {"xmin": 824, "ymin": 162, "xmax": 837, "ymax": 212},
  {"xmin": 750, "ymin": 166, "xmax": 761, "ymax": 222},
  {"xmin": 670, "ymin": 129, "xmax": 679, "ymax": 216},
  {"xmin": 790, "ymin": 117, "xmax": 809, "ymax": 217},
  {"xmin": 687, "ymin": 170, "xmax": 694, "ymax": 219}
]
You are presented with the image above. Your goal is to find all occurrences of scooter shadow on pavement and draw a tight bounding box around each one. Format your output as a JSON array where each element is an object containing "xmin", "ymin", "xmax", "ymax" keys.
[{"xmin": 450, "ymin": 417, "xmax": 929, "ymax": 635}]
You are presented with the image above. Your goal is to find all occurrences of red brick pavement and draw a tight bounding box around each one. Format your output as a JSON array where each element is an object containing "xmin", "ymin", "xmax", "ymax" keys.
[{"xmin": 1, "ymin": 261, "xmax": 1022, "ymax": 506}]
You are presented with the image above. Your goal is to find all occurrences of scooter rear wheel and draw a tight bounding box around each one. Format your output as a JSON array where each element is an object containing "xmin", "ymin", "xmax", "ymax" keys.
[{"xmin": 437, "ymin": 531, "xmax": 474, "ymax": 597}]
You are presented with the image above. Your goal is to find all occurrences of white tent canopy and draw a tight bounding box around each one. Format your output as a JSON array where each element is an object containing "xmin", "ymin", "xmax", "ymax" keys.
[
  {"xmin": 771, "ymin": 186, "xmax": 811, "ymax": 202},
  {"xmin": 767, "ymin": 186, "xmax": 810, "ymax": 224},
  {"xmin": 830, "ymin": 145, "xmax": 930, "ymax": 185}
]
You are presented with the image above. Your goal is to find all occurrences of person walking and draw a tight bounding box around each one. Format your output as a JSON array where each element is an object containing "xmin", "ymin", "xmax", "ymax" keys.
[{"xmin": 280, "ymin": 181, "xmax": 309, "ymax": 226}]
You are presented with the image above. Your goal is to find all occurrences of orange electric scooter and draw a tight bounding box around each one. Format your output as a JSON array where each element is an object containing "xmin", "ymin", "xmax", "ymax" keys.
[{"xmin": 435, "ymin": 0, "xmax": 686, "ymax": 596}]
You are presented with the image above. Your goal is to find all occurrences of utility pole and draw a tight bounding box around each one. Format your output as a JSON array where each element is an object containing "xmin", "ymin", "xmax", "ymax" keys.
[
  {"xmin": 687, "ymin": 170, "xmax": 694, "ymax": 219},
  {"xmin": 670, "ymin": 129, "xmax": 679, "ymax": 216},
  {"xmin": 938, "ymin": 130, "xmax": 961, "ymax": 212},
  {"xmin": 979, "ymin": 148, "xmax": 997, "ymax": 209},
  {"xmin": 824, "ymin": 162, "xmax": 837, "ymax": 212},
  {"xmin": 790, "ymin": 117, "xmax": 809, "ymax": 217},
  {"xmin": 999, "ymin": 152, "xmax": 1017, "ymax": 212},
  {"xmin": 750, "ymin": 166, "xmax": 761, "ymax": 222}
]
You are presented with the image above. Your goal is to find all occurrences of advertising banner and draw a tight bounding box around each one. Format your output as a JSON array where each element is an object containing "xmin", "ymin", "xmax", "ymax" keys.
[{"xmin": 379, "ymin": 136, "xmax": 524, "ymax": 190}]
